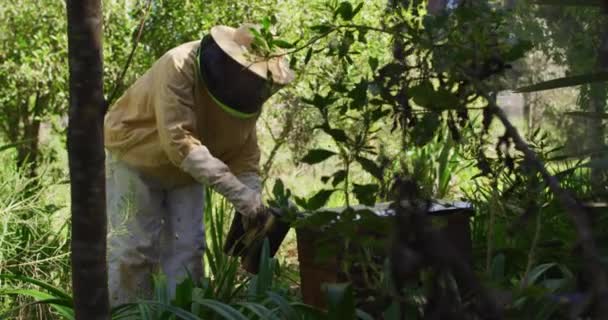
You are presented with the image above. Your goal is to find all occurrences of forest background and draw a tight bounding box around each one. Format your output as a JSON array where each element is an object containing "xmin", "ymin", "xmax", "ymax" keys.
[{"xmin": 0, "ymin": 0, "xmax": 607, "ymax": 319}]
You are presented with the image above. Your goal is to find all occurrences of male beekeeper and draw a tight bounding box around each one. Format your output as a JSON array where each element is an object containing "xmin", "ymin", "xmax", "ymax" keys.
[{"xmin": 103, "ymin": 24, "xmax": 294, "ymax": 305}]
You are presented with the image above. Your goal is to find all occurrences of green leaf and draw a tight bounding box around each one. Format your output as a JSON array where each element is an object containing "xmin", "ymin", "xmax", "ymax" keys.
[
  {"xmin": 262, "ymin": 17, "xmax": 271, "ymax": 30},
  {"xmin": 368, "ymin": 57, "xmax": 379, "ymax": 72},
  {"xmin": 352, "ymin": 183, "xmax": 379, "ymax": 206},
  {"xmin": 526, "ymin": 263, "xmax": 558, "ymax": 285},
  {"xmin": 352, "ymin": 3, "xmax": 364, "ymax": 18},
  {"xmin": 324, "ymin": 127, "xmax": 349, "ymax": 143},
  {"xmin": 273, "ymin": 179, "xmax": 285, "ymax": 199},
  {"xmin": 301, "ymin": 149, "xmax": 337, "ymax": 165},
  {"xmin": 355, "ymin": 156, "xmax": 383, "ymax": 180},
  {"xmin": 1, "ymin": 289, "xmax": 74, "ymax": 320},
  {"xmin": 308, "ymin": 189, "xmax": 336, "ymax": 210},
  {"xmin": 411, "ymin": 113, "xmax": 440, "ymax": 146},
  {"xmin": 236, "ymin": 302, "xmax": 280, "ymax": 320},
  {"xmin": 172, "ymin": 276, "xmax": 194, "ymax": 310},
  {"xmin": 0, "ymin": 274, "xmax": 72, "ymax": 301},
  {"xmin": 304, "ymin": 47, "xmax": 313, "ymax": 65},
  {"xmin": 516, "ymin": 71, "xmax": 608, "ymax": 92},
  {"xmin": 335, "ymin": 2, "xmax": 354, "ymax": 21},
  {"xmin": 332, "ymin": 170, "xmax": 347, "ymax": 187},
  {"xmin": 273, "ymin": 39, "xmax": 295, "ymax": 49},
  {"xmin": 311, "ymin": 24, "xmax": 333, "ymax": 34},
  {"xmin": 191, "ymin": 298, "xmax": 248, "ymax": 320}
]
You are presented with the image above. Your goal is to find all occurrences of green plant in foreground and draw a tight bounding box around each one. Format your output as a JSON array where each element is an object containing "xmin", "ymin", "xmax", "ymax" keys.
[{"xmin": 1, "ymin": 237, "xmax": 374, "ymax": 320}]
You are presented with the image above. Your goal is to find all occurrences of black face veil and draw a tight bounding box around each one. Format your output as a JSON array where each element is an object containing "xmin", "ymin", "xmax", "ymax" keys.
[{"xmin": 198, "ymin": 35, "xmax": 280, "ymax": 117}]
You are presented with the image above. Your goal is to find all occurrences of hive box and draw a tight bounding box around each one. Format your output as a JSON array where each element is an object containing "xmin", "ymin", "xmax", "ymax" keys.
[{"xmin": 295, "ymin": 201, "xmax": 474, "ymax": 309}]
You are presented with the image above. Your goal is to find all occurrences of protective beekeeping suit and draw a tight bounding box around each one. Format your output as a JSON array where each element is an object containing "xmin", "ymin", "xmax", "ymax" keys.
[{"xmin": 104, "ymin": 24, "xmax": 294, "ymax": 306}]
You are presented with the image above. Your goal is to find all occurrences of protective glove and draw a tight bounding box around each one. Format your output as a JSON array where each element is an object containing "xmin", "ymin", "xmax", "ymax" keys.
[
  {"xmin": 180, "ymin": 145, "xmax": 264, "ymax": 219},
  {"xmin": 236, "ymin": 172, "xmax": 269, "ymax": 231}
]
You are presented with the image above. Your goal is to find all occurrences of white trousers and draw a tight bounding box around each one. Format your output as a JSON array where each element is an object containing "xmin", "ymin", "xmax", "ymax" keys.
[{"xmin": 106, "ymin": 155, "xmax": 205, "ymax": 306}]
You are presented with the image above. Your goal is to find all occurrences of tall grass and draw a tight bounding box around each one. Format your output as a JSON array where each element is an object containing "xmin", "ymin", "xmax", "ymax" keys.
[{"xmin": 0, "ymin": 153, "xmax": 70, "ymax": 319}]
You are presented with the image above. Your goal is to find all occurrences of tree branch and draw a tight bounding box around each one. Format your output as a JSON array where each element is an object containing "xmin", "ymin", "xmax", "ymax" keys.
[{"xmin": 105, "ymin": 0, "xmax": 152, "ymax": 110}]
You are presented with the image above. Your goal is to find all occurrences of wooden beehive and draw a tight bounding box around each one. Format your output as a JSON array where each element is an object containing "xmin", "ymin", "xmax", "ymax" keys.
[{"xmin": 295, "ymin": 201, "xmax": 474, "ymax": 309}]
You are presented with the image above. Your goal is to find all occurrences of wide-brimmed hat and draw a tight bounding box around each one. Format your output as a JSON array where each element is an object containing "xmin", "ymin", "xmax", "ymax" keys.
[{"xmin": 210, "ymin": 24, "xmax": 295, "ymax": 85}]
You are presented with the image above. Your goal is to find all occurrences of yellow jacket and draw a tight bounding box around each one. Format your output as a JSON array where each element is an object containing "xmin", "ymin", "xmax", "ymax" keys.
[{"xmin": 104, "ymin": 41, "xmax": 260, "ymax": 188}]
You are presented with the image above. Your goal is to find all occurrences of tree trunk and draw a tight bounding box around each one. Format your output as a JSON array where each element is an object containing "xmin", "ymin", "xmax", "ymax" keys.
[
  {"xmin": 66, "ymin": 0, "xmax": 109, "ymax": 319},
  {"xmin": 589, "ymin": 28, "xmax": 608, "ymax": 197},
  {"xmin": 588, "ymin": 82, "xmax": 607, "ymax": 196}
]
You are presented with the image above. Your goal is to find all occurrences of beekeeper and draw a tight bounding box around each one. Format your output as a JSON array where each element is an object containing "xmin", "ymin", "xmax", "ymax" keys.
[{"xmin": 103, "ymin": 24, "xmax": 294, "ymax": 305}]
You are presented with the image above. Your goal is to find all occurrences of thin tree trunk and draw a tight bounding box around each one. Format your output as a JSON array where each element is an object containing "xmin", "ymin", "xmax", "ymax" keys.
[
  {"xmin": 66, "ymin": 0, "xmax": 109, "ymax": 319},
  {"xmin": 588, "ymin": 82, "xmax": 607, "ymax": 195},
  {"xmin": 589, "ymin": 27, "xmax": 608, "ymax": 196}
]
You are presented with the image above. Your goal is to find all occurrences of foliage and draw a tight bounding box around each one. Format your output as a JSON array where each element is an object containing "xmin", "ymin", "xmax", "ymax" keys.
[
  {"xmin": 1, "ymin": 238, "xmax": 372, "ymax": 320},
  {"xmin": 2, "ymin": 0, "xmax": 608, "ymax": 318}
]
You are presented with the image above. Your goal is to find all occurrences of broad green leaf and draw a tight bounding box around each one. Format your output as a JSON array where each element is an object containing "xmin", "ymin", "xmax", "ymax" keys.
[
  {"xmin": 412, "ymin": 113, "xmax": 440, "ymax": 146},
  {"xmin": 308, "ymin": 189, "xmax": 336, "ymax": 210},
  {"xmin": 355, "ymin": 156, "xmax": 383, "ymax": 180},
  {"xmin": 273, "ymin": 179, "xmax": 285, "ymax": 199},
  {"xmin": 368, "ymin": 57, "xmax": 379, "ymax": 72},
  {"xmin": 301, "ymin": 149, "xmax": 337, "ymax": 165},
  {"xmin": 516, "ymin": 71, "xmax": 608, "ymax": 92},
  {"xmin": 332, "ymin": 170, "xmax": 347, "ymax": 187},
  {"xmin": 409, "ymin": 81, "xmax": 435, "ymax": 107},
  {"xmin": 352, "ymin": 183, "xmax": 379, "ymax": 206},
  {"xmin": 335, "ymin": 2, "xmax": 354, "ymax": 21},
  {"xmin": 326, "ymin": 128, "xmax": 349, "ymax": 143},
  {"xmin": 352, "ymin": 3, "xmax": 364, "ymax": 18}
]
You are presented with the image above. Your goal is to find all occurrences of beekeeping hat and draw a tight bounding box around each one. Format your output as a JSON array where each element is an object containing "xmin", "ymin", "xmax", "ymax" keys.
[{"xmin": 198, "ymin": 24, "xmax": 295, "ymax": 118}]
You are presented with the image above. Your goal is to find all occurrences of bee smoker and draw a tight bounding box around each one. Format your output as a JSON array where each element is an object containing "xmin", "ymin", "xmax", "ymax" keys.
[{"xmin": 223, "ymin": 207, "xmax": 291, "ymax": 274}]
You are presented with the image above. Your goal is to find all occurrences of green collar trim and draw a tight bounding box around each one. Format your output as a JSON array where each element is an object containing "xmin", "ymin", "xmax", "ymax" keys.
[{"xmin": 195, "ymin": 46, "xmax": 260, "ymax": 120}]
